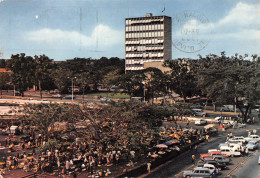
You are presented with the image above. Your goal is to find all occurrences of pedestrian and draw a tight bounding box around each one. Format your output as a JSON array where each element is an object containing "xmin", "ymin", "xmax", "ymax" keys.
[
  {"xmin": 241, "ymin": 146, "xmax": 245, "ymax": 156},
  {"xmin": 194, "ymin": 145, "xmax": 198, "ymax": 153},
  {"xmin": 191, "ymin": 154, "xmax": 196, "ymax": 165},
  {"xmin": 147, "ymin": 162, "xmax": 151, "ymax": 173},
  {"xmin": 245, "ymin": 147, "xmax": 249, "ymax": 156},
  {"xmin": 206, "ymin": 135, "xmax": 209, "ymax": 143},
  {"xmin": 213, "ymin": 168, "xmax": 217, "ymax": 178}
]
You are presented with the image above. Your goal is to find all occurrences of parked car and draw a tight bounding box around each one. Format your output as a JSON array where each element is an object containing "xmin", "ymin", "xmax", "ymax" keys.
[
  {"xmin": 203, "ymin": 164, "xmax": 219, "ymax": 175},
  {"xmin": 195, "ymin": 119, "xmax": 207, "ymax": 125},
  {"xmin": 212, "ymin": 155, "xmax": 230, "ymax": 165},
  {"xmin": 218, "ymin": 143, "xmax": 228, "ymax": 150},
  {"xmin": 52, "ymin": 94, "xmax": 62, "ymax": 98},
  {"xmin": 220, "ymin": 105, "xmax": 234, "ymax": 112},
  {"xmin": 192, "ymin": 109, "xmax": 206, "ymax": 117},
  {"xmin": 220, "ymin": 146, "xmax": 241, "ymax": 157},
  {"xmin": 244, "ymin": 135, "xmax": 260, "ymax": 142},
  {"xmin": 246, "ymin": 140, "xmax": 259, "ymax": 151},
  {"xmin": 200, "ymin": 154, "xmax": 212, "ymax": 160},
  {"xmin": 209, "ymin": 150, "xmax": 229, "ymax": 158},
  {"xmin": 183, "ymin": 167, "xmax": 211, "ymax": 178},
  {"xmin": 63, "ymin": 95, "xmax": 76, "ymax": 99},
  {"xmin": 228, "ymin": 136, "xmax": 246, "ymax": 144},
  {"xmin": 224, "ymin": 143, "xmax": 242, "ymax": 152},
  {"xmin": 258, "ymin": 155, "xmax": 260, "ymax": 164},
  {"xmin": 204, "ymin": 159, "xmax": 226, "ymax": 170}
]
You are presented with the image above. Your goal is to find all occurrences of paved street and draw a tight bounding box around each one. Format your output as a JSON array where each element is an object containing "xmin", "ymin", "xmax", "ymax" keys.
[{"xmin": 142, "ymin": 123, "xmax": 259, "ymax": 178}]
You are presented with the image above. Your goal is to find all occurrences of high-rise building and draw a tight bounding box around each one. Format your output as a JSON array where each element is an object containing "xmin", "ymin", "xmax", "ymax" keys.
[{"xmin": 125, "ymin": 13, "xmax": 172, "ymax": 71}]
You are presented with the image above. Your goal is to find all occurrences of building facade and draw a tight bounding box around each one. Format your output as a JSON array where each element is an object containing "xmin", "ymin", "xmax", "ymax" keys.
[{"xmin": 125, "ymin": 13, "xmax": 172, "ymax": 71}]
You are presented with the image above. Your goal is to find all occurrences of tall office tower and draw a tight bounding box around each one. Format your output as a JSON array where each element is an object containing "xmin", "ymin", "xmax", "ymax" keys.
[{"xmin": 125, "ymin": 13, "xmax": 172, "ymax": 71}]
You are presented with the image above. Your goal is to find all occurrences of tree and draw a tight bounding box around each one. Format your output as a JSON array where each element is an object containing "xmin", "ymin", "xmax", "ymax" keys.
[
  {"xmin": 142, "ymin": 68, "xmax": 167, "ymax": 102},
  {"xmin": 163, "ymin": 59, "xmax": 199, "ymax": 102},
  {"xmin": 117, "ymin": 70, "xmax": 145, "ymax": 98},
  {"xmin": 0, "ymin": 72, "xmax": 10, "ymax": 95},
  {"xmin": 34, "ymin": 55, "xmax": 53, "ymax": 98},
  {"xmin": 102, "ymin": 68, "xmax": 123, "ymax": 92},
  {"xmin": 51, "ymin": 67, "xmax": 73, "ymax": 93},
  {"xmin": 21, "ymin": 103, "xmax": 82, "ymax": 136},
  {"xmin": 6, "ymin": 53, "xmax": 35, "ymax": 96},
  {"xmin": 197, "ymin": 53, "xmax": 260, "ymax": 122}
]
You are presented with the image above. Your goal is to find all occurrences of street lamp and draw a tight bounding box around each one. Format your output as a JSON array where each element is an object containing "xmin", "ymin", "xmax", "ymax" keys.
[
  {"xmin": 72, "ymin": 77, "xmax": 77, "ymax": 102},
  {"xmin": 142, "ymin": 81, "xmax": 147, "ymax": 103},
  {"xmin": 68, "ymin": 77, "xmax": 77, "ymax": 102}
]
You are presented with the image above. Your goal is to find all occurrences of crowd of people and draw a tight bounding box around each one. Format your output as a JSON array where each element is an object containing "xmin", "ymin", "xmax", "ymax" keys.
[{"xmin": 0, "ymin": 118, "xmax": 212, "ymax": 177}]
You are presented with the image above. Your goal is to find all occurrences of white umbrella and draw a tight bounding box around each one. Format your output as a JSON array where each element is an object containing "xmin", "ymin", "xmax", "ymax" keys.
[{"xmin": 156, "ymin": 144, "xmax": 168, "ymax": 149}]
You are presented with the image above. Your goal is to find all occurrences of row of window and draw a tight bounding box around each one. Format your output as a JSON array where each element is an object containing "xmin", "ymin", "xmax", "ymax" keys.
[
  {"xmin": 126, "ymin": 59, "xmax": 163, "ymax": 66},
  {"xmin": 126, "ymin": 24, "xmax": 164, "ymax": 31},
  {"xmin": 125, "ymin": 66, "xmax": 144, "ymax": 70},
  {"xmin": 126, "ymin": 52, "xmax": 164, "ymax": 57},
  {"xmin": 125, "ymin": 31, "xmax": 164, "ymax": 38},
  {"xmin": 126, "ymin": 46, "xmax": 164, "ymax": 52}
]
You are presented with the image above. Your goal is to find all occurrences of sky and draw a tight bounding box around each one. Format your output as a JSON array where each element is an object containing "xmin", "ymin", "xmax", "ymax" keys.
[{"xmin": 0, "ymin": 0, "xmax": 259, "ymax": 61}]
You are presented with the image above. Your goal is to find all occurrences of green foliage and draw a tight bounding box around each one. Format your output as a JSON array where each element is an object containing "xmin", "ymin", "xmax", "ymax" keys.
[
  {"xmin": 6, "ymin": 53, "xmax": 35, "ymax": 96},
  {"xmin": 0, "ymin": 72, "xmax": 10, "ymax": 92},
  {"xmin": 37, "ymin": 139, "xmax": 66, "ymax": 151},
  {"xmin": 21, "ymin": 103, "xmax": 82, "ymax": 135},
  {"xmin": 118, "ymin": 68, "xmax": 167, "ymax": 101},
  {"xmin": 164, "ymin": 59, "xmax": 199, "ymax": 102},
  {"xmin": 197, "ymin": 53, "xmax": 260, "ymax": 122},
  {"xmin": 0, "ymin": 59, "xmax": 6, "ymax": 68}
]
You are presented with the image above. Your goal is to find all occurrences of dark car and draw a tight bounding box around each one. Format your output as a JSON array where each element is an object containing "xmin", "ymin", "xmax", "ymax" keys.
[
  {"xmin": 205, "ymin": 160, "xmax": 226, "ymax": 170},
  {"xmin": 212, "ymin": 155, "xmax": 230, "ymax": 165}
]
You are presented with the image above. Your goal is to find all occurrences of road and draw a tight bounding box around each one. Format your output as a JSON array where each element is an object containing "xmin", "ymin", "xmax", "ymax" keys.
[
  {"xmin": 234, "ymin": 150, "xmax": 260, "ymax": 178},
  {"xmin": 142, "ymin": 124, "xmax": 259, "ymax": 178}
]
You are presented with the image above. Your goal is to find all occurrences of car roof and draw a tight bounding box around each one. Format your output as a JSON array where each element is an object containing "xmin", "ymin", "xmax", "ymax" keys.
[
  {"xmin": 194, "ymin": 167, "xmax": 210, "ymax": 171},
  {"xmin": 248, "ymin": 140, "xmax": 258, "ymax": 143},
  {"xmin": 220, "ymin": 146, "xmax": 230, "ymax": 149},
  {"xmin": 204, "ymin": 164, "xmax": 215, "ymax": 167}
]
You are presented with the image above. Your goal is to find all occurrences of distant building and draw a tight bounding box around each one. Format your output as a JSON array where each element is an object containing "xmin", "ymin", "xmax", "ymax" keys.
[{"xmin": 125, "ymin": 13, "xmax": 172, "ymax": 71}]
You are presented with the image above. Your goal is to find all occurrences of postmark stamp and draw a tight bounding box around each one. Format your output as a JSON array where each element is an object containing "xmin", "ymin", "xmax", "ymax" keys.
[{"xmin": 172, "ymin": 10, "xmax": 211, "ymax": 53}]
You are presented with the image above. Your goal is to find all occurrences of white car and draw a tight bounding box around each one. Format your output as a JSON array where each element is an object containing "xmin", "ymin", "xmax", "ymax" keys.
[
  {"xmin": 195, "ymin": 119, "xmax": 207, "ymax": 125},
  {"xmin": 244, "ymin": 135, "xmax": 260, "ymax": 143},
  {"xmin": 258, "ymin": 155, "xmax": 260, "ymax": 165},
  {"xmin": 203, "ymin": 164, "xmax": 219, "ymax": 175},
  {"xmin": 246, "ymin": 140, "xmax": 259, "ymax": 151},
  {"xmin": 223, "ymin": 143, "xmax": 242, "ymax": 152},
  {"xmin": 228, "ymin": 136, "xmax": 246, "ymax": 144},
  {"xmin": 52, "ymin": 94, "xmax": 62, "ymax": 98},
  {"xmin": 220, "ymin": 146, "xmax": 241, "ymax": 157}
]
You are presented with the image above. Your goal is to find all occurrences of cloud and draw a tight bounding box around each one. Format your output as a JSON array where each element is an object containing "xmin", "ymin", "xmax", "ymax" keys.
[
  {"xmin": 193, "ymin": 2, "xmax": 260, "ymax": 49},
  {"xmin": 218, "ymin": 2, "xmax": 259, "ymax": 27},
  {"xmin": 26, "ymin": 24, "xmax": 123, "ymax": 49}
]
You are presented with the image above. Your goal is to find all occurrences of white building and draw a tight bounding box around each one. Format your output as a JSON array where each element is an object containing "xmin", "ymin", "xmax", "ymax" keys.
[{"xmin": 125, "ymin": 13, "xmax": 172, "ymax": 71}]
